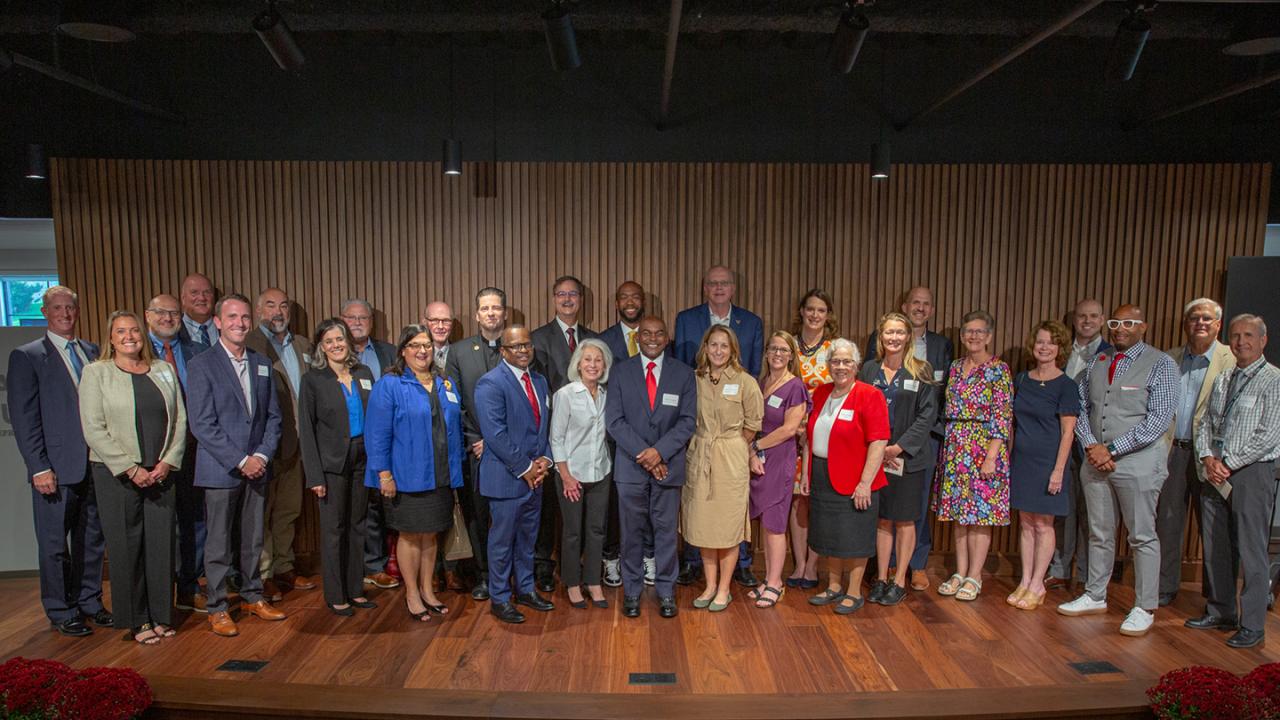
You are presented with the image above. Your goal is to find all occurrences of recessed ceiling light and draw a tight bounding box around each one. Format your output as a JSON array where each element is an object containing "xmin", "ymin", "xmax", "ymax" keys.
[{"xmin": 1223, "ymin": 37, "xmax": 1280, "ymax": 57}]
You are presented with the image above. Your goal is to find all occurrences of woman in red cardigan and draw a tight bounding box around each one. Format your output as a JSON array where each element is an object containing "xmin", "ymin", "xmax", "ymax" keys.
[{"xmin": 803, "ymin": 338, "xmax": 891, "ymax": 615}]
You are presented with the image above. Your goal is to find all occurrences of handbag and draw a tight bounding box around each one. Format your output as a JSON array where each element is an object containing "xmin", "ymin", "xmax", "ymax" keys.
[{"xmin": 442, "ymin": 493, "xmax": 473, "ymax": 561}]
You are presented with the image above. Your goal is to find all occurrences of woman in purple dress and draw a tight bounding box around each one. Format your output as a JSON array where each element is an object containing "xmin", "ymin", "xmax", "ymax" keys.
[{"xmin": 749, "ymin": 331, "xmax": 811, "ymax": 608}]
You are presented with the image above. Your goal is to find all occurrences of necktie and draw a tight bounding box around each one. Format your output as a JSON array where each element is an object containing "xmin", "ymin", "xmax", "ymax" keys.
[
  {"xmin": 521, "ymin": 371, "xmax": 541, "ymax": 426},
  {"xmin": 66, "ymin": 340, "xmax": 84, "ymax": 380},
  {"xmin": 646, "ymin": 361, "xmax": 657, "ymax": 410},
  {"xmin": 566, "ymin": 327, "xmax": 576, "ymax": 353},
  {"xmin": 162, "ymin": 340, "xmax": 177, "ymax": 369},
  {"xmin": 236, "ymin": 359, "xmax": 253, "ymax": 416},
  {"xmin": 1107, "ymin": 352, "xmax": 1127, "ymax": 385},
  {"xmin": 626, "ymin": 330, "xmax": 639, "ymax": 357},
  {"xmin": 199, "ymin": 324, "xmax": 211, "ymax": 346}
]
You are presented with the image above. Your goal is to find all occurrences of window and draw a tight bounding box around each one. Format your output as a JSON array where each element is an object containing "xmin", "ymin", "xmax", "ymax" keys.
[{"xmin": 0, "ymin": 276, "xmax": 59, "ymax": 327}]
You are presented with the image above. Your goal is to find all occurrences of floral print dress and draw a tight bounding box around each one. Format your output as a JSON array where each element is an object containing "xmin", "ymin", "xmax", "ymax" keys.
[
  {"xmin": 931, "ymin": 357, "xmax": 1012, "ymax": 526},
  {"xmin": 794, "ymin": 340, "xmax": 832, "ymax": 492}
]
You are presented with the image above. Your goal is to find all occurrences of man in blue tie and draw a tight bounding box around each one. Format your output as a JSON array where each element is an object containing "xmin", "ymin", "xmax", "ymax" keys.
[
  {"xmin": 8, "ymin": 286, "xmax": 110, "ymax": 637},
  {"xmin": 179, "ymin": 272, "xmax": 218, "ymax": 350}
]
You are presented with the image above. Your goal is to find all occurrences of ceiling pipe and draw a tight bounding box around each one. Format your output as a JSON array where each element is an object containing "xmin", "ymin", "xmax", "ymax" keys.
[
  {"xmin": 1128, "ymin": 65, "xmax": 1280, "ymax": 127},
  {"xmin": 1, "ymin": 49, "xmax": 184, "ymax": 123},
  {"xmin": 657, "ymin": 0, "xmax": 684, "ymax": 130},
  {"xmin": 895, "ymin": 0, "xmax": 1106, "ymax": 130}
]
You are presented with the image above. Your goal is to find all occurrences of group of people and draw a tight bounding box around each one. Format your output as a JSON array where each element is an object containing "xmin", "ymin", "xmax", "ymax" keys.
[{"xmin": 9, "ymin": 266, "xmax": 1278, "ymax": 650}]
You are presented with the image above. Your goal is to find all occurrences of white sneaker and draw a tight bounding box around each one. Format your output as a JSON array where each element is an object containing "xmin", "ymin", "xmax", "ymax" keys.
[
  {"xmin": 603, "ymin": 558, "xmax": 622, "ymax": 588},
  {"xmin": 643, "ymin": 556, "xmax": 656, "ymax": 585},
  {"xmin": 1057, "ymin": 594, "xmax": 1108, "ymax": 616},
  {"xmin": 1119, "ymin": 607, "xmax": 1154, "ymax": 637}
]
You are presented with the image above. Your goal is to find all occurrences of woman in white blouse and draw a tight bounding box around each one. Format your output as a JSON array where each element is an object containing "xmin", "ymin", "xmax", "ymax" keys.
[{"xmin": 550, "ymin": 338, "xmax": 614, "ymax": 609}]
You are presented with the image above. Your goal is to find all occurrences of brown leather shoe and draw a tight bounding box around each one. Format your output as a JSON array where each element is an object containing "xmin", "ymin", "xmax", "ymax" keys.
[
  {"xmin": 209, "ymin": 611, "xmax": 239, "ymax": 637},
  {"xmin": 263, "ymin": 579, "xmax": 284, "ymax": 602},
  {"xmin": 445, "ymin": 570, "xmax": 466, "ymax": 592},
  {"xmin": 277, "ymin": 570, "xmax": 316, "ymax": 591},
  {"xmin": 241, "ymin": 600, "xmax": 287, "ymax": 622},
  {"xmin": 910, "ymin": 570, "xmax": 929, "ymax": 591},
  {"xmin": 177, "ymin": 592, "xmax": 208, "ymax": 613},
  {"xmin": 363, "ymin": 571, "xmax": 401, "ymax": 589}
]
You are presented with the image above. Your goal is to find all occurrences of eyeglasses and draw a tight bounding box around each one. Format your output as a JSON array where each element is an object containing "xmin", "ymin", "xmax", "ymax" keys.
[
  {"xmin": 1186, "ymin": 314, "xmax": 1217, "ymax": 325},
  {"xmin": 705, "ymin": 280, "xmax": 734, "ymax": 288},
  {"xmin": 424, "ymin": 318, "xmax": 452, "ymax": 325},
  {"xmin": 405, "ymin": 342, "xmax": 433, "ymax": 352},
  {"xmin": 766, "ymin": 347, "xmax": 792, "ymax": 355},
  {"xmin": 554, "ymin": 291, "xmax": 581, "ymax": 299},
  {"xmin": 146, "ymin": 308, "xmax": 180, "ymax": 318},
  {"xmin": 341, "ymin": 314, "xmax": 371, "ymax": 323},
  {"xmin": 1106, "ymin": 319, "xmax": 1145, "ymax": 330},
  {"xmin": 503, "ymin": 342, "xmax": 533, "ymax": 351},
  {"xmin": 961, "ymin": 328, "xmax": 991, "ymax": 337},
  {"xmin": 828, "ymin": 358, "xmax": 856, "ymax": 367}
]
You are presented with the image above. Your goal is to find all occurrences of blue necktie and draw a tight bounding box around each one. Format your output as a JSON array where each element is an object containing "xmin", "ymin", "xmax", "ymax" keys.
[
  {"xmin": 199, "ymin": 324, "xmax": 211, "ymax": 346},
  {"xmin": 66, "ymin": 340, "xmax": 84, "ymax": 380}
]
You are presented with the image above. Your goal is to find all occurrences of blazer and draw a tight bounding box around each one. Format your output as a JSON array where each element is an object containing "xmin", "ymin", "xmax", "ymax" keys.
[
  {"xmin": 8, "ymin": 336, "xmax": 100, "ymax": 485},
  {"xmin": 244, "ymin": 327, "xmax": 312, "ymax": 461},
  {"xmin": 178, "ymin": 321, "xmax": 215, "ymax": 355},
  {"xmin": 79, "ymin": 360, "xmax": 187, "ymax": 476},
  {"xmin": 807, "ymin": 382, "xmax": 892, "ymax": 494},
  {"xmin": 298, "ymin": 363, "xmax": 375, "ymax": 486},
  {"xmin": 445, "ymin": 334, "xmax": 504, "ymax": 447},
  {"xmin": 185, "ymin": 343, "xmax": 283, "ymax": 489},
  {"xmin": 674, "ymin": 304, "xmax": 765, "ymax": 377},
  {"xmin": 532, "ymin": 319, "xmax": 597, "ymax": 395},
  {"xmin": 474, "ymin": 364, "xmax": 551, "ymax": 499},
  {"xmin": 598, "ymin": 323, "xmax": 631, "ymax": 365},
  {"xmin": 857, "ymin": 359, "xmax": 939, "ymax": 474},
  {"xmin": 364, "ymin": 371, "xmax": 464, "ymax": 493},
  {"xmin": 1163, "ymin": 341, "xmax": 1236, "ymax": 473},
  {"xmin": 359, "ymin": 339, "xmax": 396, "ymax": 376},
  {"xmin": 604, "ymin": 354, "xmax": 698, "ymax": 487}
]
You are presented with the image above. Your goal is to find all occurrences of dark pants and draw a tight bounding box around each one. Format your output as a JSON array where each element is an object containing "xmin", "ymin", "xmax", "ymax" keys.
[
  {"xmin": 605, "ymin": 477, "xmax": 653, "ymax": 560},
  {"xmin": 174, "ymin": 438, "xmax": 205, "ymax": 596},
  {"xmin": 487, "ymin": 487, "xmax": 541, "ymax": 604},
  {"xmin": 31, "ymin": 475, "xmax": 106, "ymax": 624},
  {"xmin": 556, "ymin": 474, "xmax": 611, "ymax": 587},
  {"xmin": 203, "ymin": 481, "xmax": 267, "ymax": 613},
  {"xmin": 535, "ymin": 470, "xmax": 560, "ymax": 576},
  {"xmin": 1201, "ymin": 462, "xmax": 1276, "ymax": 632},
  {"xmin": 361, "ymin": 488, "xmax": 388, "ymax": 575},
  {"xmin": 1157, "ymin": 444, "xmax": 1204, "ymax": 598},
  {"xmin": 92, "ymin": 463, "xmax": 174, "ymax": 630},
  {"xmin": 618, "ymin": 479, "xmax": 680, "ymax": 598},
  {"xmin": 319, "ymin": 439, "xmax": 368, "ymax": 606},
  {"xmin": 907, "ymin": 436, "xmax": 941, "ymax": 570},
  {"xmin": 459, "ymin": 452, "xmax": 491, "ymax": 576}
]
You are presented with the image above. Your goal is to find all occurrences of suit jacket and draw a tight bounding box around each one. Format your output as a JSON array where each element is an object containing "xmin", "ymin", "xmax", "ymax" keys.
[
  {"xmin": 244, "ymin": 328, "xmax": 312, "ymax": 460},
  {"xmin": 185, "ymin": 343, "xmax": 283, "ymax": 489},
  {"xmin": 445, "ymin": 334, "xmax": 503, "ymax": 447},
  {"xmin": 178, "ymin": 322, "xmax": 214, "ymax": 355},
  {"xmin": 358, "ymin": 339, "xmax": 396, "ymax": 376},
  {"xmin": 8, "ymin": 336, "xmax": 100, "ymax": 485},
  {"xmin": 857, "ymin": 359, "xmax": 939, "ymax": 474},
  {"xmin": 79, "ymin": 360, "xmax": 187, "ymax": 476},
  {"xmin": 474, "ymin": 364, "xmax": 551, "ymax": 500},
  {"xmin": 598, "ymin": 322, "xmax": 632, "ymax": 365},
  {"xmin": 604, "ymin": 354, "xmax": 698, "ymax": 487},
  {"xmin": 298, "ymin": 364, "xmax": 374, "ymax": 486},
  {"xmin": 674, "ymin": 304, "xmax": 764, "ymax": 377},
  {"xmin": 1163, "ymin": 341, "xmax": 1236, "ymax": 471},
  {"xmin": 532, "ymin": 320, "xmax": 597, "ymax": 395}
]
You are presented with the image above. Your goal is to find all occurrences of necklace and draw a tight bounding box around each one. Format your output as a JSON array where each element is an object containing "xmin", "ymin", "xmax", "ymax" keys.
[
  {"xmin": 709, "ymin": 373, "xmax": 721, "ymax": 386},
  {"xmin": 798, "ymin": 336, "xmax": 824, "ymax": 357}
]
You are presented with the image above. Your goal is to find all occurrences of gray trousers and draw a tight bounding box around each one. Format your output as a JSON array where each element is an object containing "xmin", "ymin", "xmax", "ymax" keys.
[
  {"xmin": 1156, "ymin": 444, "xmax": 1203, "ymax": 598},
  {"xmin": 1049, "ymin": 448, "xmax": 1093, "ymax": 581},
  {"xmin": 1200, "ymin": 462, "xmax": 1277, "ymax": 632},
  {"xmin": 1082, "ymin": 445, "xmax": 1166, "ymax": 609},
  {"xmin": 92, "ymin": 463, "xmax": 175, "ymax": 630},
  {"xmin": 204, "ymin": 481, "xmax": 268, "ymax": 613}
]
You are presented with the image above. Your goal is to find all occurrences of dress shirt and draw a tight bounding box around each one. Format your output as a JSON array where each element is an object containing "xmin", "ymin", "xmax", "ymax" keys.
[
  {"xmin": 640, "ymin": 352, "xmax": 664, "ymax": 385},
  {"xmin": 555, "ymin": 317, "xmax": 581, "ymax": 348},
  {"xmin": 149, "ymin": 332, "xmax": 188, "ymax": 388},
  {"xmin": 502, "ymin": 360, "xmax": 551, "ymax": 476},
  {"xmin": 622, "ymin": 324, "xmax": 639, "ymax": 356},
  {"xmin": 343, "ymin": 382, "xmax": 365, "ymax": 438},
  {"xmin": 183, "ymin": 315, "xmax": 218, "ymax": 346},
  {"xmin": 1066, "ymin": 335, "xmax": 1103, "ymax": 381},
  {"xmin": 912, "ymin": 333, "xmax": 927, "ymax": 362},
  {"xmin": 811, "ymin": 388, "xmax": 849, "ymax": 458},
  {"xmin": 550, "ymin": 382, "xmax": 611, "ymax": 483},
  {"xmin": 45, "ymin": 331, "xmax": 89, "ymax": 388},
  {"xmin": 1196, "ymin": 358, "xmax": 1280, "ymax": 470},
  {"xmin": 356, "ymin": 342, "xmax": 383, "ymax": 381},
  {"xmin": 1075, "ymin": 341, "xmax": 1179, "ymax": 455},
  {"xmin": 1175, "ymin": 341, "xmax": 1216, "ymax": 440},
  {"xmin": 433, "ymin": 344, "xmax": 449, "ymax": 374},
  {"xmin": 709, "ymin": 307, "xmax": 731, "ymax": 327},
  {"xmin": 220, "ymin": 340, "xmax": 268, "ymax": 469},
  {"xmin": 261, "ymin": 325, "xmax": 302, "ymax": 398}
]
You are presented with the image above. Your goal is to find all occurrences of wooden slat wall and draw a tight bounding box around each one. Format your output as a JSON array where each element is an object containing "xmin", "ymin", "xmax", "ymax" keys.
[{"xmin": 51, "ymin": 159, "xmax": 1271, "ymax": 567}]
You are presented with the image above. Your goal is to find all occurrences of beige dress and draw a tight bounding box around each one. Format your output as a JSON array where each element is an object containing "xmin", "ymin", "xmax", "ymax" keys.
[{"xmin": 682, "ymin": 366, "xmax": 764, "ymax": 549}]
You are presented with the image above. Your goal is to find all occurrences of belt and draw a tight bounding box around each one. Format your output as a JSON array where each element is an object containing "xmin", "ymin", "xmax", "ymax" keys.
[{"xmin": 1172, "ymin": 439, "xmax": 1193, "ymax": 450}]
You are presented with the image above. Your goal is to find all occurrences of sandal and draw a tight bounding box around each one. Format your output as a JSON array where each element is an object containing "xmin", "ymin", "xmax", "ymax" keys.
[
  {"xmin": 808, "ymin": 587, "xmax": 846, "ymax": 606},
  {"xmin": 955, "ymin": 577, "xmax": 982, "ymax": 601},
  {"xmin": 424, "ymin": 602, "xmax": 449, "ymax": 615},
  {"xmin": 131, "ymin": 623, "xmax": 160, "ymax": 646},
  {"xmin": 937, "ymin": 574, "xmax": 965, "ymax": 596},
  {"xmin": 153, "ymin": 624, "xmax": 176, "ymax": 638},
  {"xmin": 754, "ymin": 586, "xmax": 784, "ymax": 609},
  {"xmin": 1014, "ymin": 590, "xmax": 1046, "ymax": 611},
  {"xmin": 1006, "ymin": 587, "xmax": 1029, "ymax": 606}
]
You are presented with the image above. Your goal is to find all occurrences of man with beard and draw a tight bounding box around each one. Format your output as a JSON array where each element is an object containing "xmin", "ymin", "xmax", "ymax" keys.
[
  {"xmin": 245, "ymin": 287, "xmax": 316, "ymax": 600},
  {"xmin": 179, "ymin": 272, "xmax": 218, "ymax": 351}
]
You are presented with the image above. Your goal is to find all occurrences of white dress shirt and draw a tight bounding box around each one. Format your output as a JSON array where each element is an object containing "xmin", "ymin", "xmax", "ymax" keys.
[
  {"xmin": 183, "ymin": 315, "xmax": 218, "ymax": 346},
  {"xmin": 1067, "ymin": 335, "xmax": 1103, "ymax": 381},
  {"xmin": 46, "ymin": 331, "xmax": 89, "ymax": 388},
  {"xmin": 641, "ymin": 352, "xmax": 664, "ymax": 385},
  {"xmin": 221, "ymin": 340, "xmax": 268, "ymax": 469},
  {"xmin": 550, "ymin": 382, "xmax": 611, "ymax": 483},
  {"xmin": 709, "ymin": 307, "xmax": 731, "ymax": 327}
]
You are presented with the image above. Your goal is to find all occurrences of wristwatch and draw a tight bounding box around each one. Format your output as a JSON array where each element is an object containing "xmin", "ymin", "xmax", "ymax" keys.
[{"xmin": 1105, "ymin": 442, "xmax": 1117, "ymax": 455}]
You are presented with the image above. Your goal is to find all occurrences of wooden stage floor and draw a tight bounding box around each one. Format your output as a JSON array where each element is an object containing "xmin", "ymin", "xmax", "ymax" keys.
[{"xmin": 2, "ymin": 572, "xmax": 1277, "ymax": 719}]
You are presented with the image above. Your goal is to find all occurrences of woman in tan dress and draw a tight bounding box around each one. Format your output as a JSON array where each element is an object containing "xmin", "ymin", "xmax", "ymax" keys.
[{"xmin": 682, "ymin": 325, "xmax": 764, "ymax": 612}]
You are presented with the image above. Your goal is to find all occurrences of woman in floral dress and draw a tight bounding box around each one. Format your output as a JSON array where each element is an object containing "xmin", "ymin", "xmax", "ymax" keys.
[{"xmin": 932, "ymin": 310, "xmax": 1012, "ymax": 602}]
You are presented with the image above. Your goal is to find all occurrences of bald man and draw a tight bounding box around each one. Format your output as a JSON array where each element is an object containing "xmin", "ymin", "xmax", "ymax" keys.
[
  {"xmin": 1058, "ymin": 304, "xmax": 1178, "ymax": 638},
  {"xmin": 179, "ymin": 273, "xmax": 218, "ymax": 350},
  {"xmin": 422, "ymin": 301, "xmax": 455, "ymax": 374}
]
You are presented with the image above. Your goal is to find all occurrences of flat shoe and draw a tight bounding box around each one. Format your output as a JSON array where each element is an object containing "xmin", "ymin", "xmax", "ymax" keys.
[
  {"xmin": 808, "ymin": 588, "xmax": 847, "ymax": 606},
  {"xmin": 693, "ymin": 596, "xmax": 713, "ymax": 609},
  {"xmin": 833, "ymin": 595, "xmax": 865, "ymax": 615},
  {"xmin": 708, "ymin": 595, "xmax": 732, "ymax": 612}
]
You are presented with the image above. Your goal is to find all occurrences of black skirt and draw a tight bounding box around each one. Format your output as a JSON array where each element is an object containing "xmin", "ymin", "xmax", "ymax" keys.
[
  {"xmin": 386, "ymin": 486, "xmax": 454, "ymax": 534},
  {"xmin": 807, "ymin": 457, "xmax": 878, "ymax": 559},
  {"xmin": 878, "ymin": 468, "xmax": 926, "ymax": 522}
]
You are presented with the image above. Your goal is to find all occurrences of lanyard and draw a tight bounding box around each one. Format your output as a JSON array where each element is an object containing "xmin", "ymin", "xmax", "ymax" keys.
[{"xmin": 1221, "ymin": 366, "xmax": 1261, "ymax": 433}]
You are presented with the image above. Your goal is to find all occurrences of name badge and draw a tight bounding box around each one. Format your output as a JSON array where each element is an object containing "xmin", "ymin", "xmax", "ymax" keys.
[
  {"xmin": 662, "ymin": 393, "xmax": 679, "ymax": 407},
  {"xmin": 884, "ymin": 461, "xmax": 904, "ymax": 477},
  {"xmin": 767, "ymin": 395, "xmax": 783, "ymax": 409},
  {"xmin": 837, "ymin": 409, "xmax": 854, "ymax": 422},
  {"xmin": 302, "ymin": 353, "xmax": 312, "ymax": 364},
  {"xmin": 1239, "ymin": 395, "xmax": 1257, "ymax": 409},
  {"xmin": 903, "ymin": 379, "xmax": 919, "ymax": 392},
  {"xmin": 723, "ymin": 383, "xmax": 740, "ymax": 396},
  {"xmin": 359, "ymin": 378, "xmax": 372, "ymax": 390},
  {"xmin": 933, "ymin": 370, "xmax": 944, "ymax": 382},
  {"xmin": 257, "ymin": 365, "xmax": 270, "ymax": 377},
  {"xmin": 156, "ymin": 370, "xmax": 173, "ymax": 383},
  {"xmin": 1120, "ymin": 385, "xmax": 1140, "ymax": 391},
  {"xmin": 445, "ymin": 391, "xmax": 459, "ymax": 404}
]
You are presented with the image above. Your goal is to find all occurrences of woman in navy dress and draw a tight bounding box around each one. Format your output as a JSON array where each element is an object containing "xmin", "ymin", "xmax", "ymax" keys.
[{"xmin": 1008, "ymin": 320, "xmax": 1079, "ymax": 611}]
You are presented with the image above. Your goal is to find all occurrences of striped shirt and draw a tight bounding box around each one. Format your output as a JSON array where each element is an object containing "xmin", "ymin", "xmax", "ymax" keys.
[
  {"xmin": 1195, "ymin": 357, "xmax": 1280, "ymax": 470},
  {"xmin": 1075, "ymin": 341, "xmax": 1179, "ymax": 456}
]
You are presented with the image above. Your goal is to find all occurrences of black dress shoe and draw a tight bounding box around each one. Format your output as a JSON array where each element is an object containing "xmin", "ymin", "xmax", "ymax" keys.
[
  {"xmin": 515, "ymin": 592, "xmax": 555, "ymax": 612},
  {"xmin": 471, "ymin": 582, "xmax": 490, "ymax": 601},
  {"xmin": 328, "ymin": 603, "xmax": 355, "ymax": 617},
  {"xmin": 733, "ymin": 567, "xmax": 760, "ymax": 588},
  {"xmin": 659, "ymin": 596, "xmax": 678, "ymax": 619},
  {"xmin": 350, "ymin": 598, "xmax": 378, "ymax": 610},
  {"xmin": 867, "ymin": 580, "xmax": 889, "ymax": 605},
  {"xmin": 676, "ymin": 563, "xmax": 702, "ymax": 586},
  {"xmin": 535, "ymin": 568, "xmax": 556, "ymax": 594},
  {"xmin": 52, "ymin": 618, "xmax": 92, "ymax": 637},
  {"xmin": 1227, "ymin": 628, "xmax": 1265, "ymax": 649},
  {"xmin": 623, "ymin": 595, "xmax": 641, "ymax": 618},
  {"xmin": 490, "ymin": 601, "xmax": 526, "ymax": 624},
  {"xmin": 880, "ymin": 584, "xmax": 908, "ymax": 606},
  {"xmin": 1185, "ymin": 614, "xmax": 1238, "ymax": 631},
  {"xmin": 88, "ymin": 608, "xmax": 114, "ymax": 627},
  {"xmin": 1158, "ymin": 593, "xmax": 1177, "ymax": 607}
]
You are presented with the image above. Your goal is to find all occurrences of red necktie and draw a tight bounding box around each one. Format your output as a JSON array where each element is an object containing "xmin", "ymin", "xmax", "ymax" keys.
[
  {"xmin": 162, "ymin": 340, "xmax": 177, "ymax": 369},
  {"xmin": 1107, "ymin": 352, "xmax": 1127, "ymax": 384},
  {"xmin": 646, "ymin": 361, "xmax": 657, "ymax": 410},
  {"xmin": 566, "ymin": 327, "xmax": 576, "ymax": 353},
  {"xmin": 521, "ymin": 372, "xmax": 541, "ymax": 426}
]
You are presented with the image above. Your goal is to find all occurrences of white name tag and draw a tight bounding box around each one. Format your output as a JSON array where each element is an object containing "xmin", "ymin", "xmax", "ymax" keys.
[
  {"xmin": 359, "ymin": 378, "xmax": 372, "ymax": 390},
  {"xmin": 445, "ymin": 391, "xmax": 459, "ymax": 404},
  {"xmin": 257, "ymin": 365, "xmax": 269, "ymax": 377},
  {"xmin": 837, "ymin": 409, "xmax": 854, "ymax": 422},
  {"xmin": 767, "ymin": 395, "xmax": 783, "ymax": 408},
  {"xmin": 302, "ymin": 353, "xmax": 312, "ymax": 364},
  {"xmin": 723, "ymin": 383, "xmax": 740, "ymax": 396},
  {"xmin": 884, "ymin": 461, "xmax": 904, "ymax": 476},
  {"xmin": 1120, "ymin": 385, "xmax": 1140, "ymax": 391},
  {"xmin": 903, "ymin": 379, "xmax": 919, "ymax": 392},
  {"xmin": 662, "ymin": 393, "xmax": 679, "ymax": 407},
  {"xmin": 933, "ymin": 370, "xmax": 944, "ymax": 382}
]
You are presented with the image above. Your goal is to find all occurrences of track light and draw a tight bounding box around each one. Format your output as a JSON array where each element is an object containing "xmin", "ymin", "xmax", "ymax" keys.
[
  {"xmin": 25, "ymin": 144, "xmax": 48, "ymax": 180},
  {"xmin": 829, "ymin": 9, "xmax": 870, "ymax": 75},
  {"xmin": 1106, "ymin": 9, "xmax": 1151, "ymax": 82},
  {"xmin": 57, "ymin": 0, "xmax": 135, "ymax": 43},
  {"xmin": 543, "ymin": 2, "xmax": 582, "ymax": 71},
  {"xmin": 871, "ymin": 142, "xmax": 889, "ymax": 180},
  {"xmin": 443, "ymin": 139, "xmax": 462, "ymax": 176},
  {"xmin": 253, "ymin": 2, "xmax": 306, "ymax": 73}
]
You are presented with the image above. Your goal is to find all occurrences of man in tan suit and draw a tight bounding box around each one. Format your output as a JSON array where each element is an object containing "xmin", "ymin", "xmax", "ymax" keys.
[
  {"xmin": 1156, "ymin": 297, "xmax": 1235, "ymax": 606},
  {"xmin": 245, "ymin": 287, "xmax": 316, "ymax": 601}
]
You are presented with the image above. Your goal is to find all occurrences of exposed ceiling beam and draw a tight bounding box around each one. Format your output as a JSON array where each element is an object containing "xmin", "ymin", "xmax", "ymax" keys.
[
  {"xmin": 1130, "ymin": 65, "xmax": 1280, "ymax": 127},
  {"xmin": 657, "ymin": 0, "xmax": 684, "ymax": 130}
]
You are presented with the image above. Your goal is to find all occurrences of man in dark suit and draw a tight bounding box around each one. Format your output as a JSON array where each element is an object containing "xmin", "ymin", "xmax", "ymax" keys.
[
  {"xmin": 145, "ymin": 293, "xmax": 209, "ymax": 611},
  {"xmin": 244, "ymin": 287, "xmax": 316, "ymax": 601},
  {"xmin": 673, "ymin": 265, "xmax": 763, "ymax": 587},
  {"xmin": 530, "ymin": 275, "xmax": 598, "ymax": 592},
  {"xmin": 187, "ymin": 293, "xmax": 286, "ymax": 637},
  {"xmin": 475, "ymin": 326, "xmax": 554, "ymax": 624},
  {"xmin": 339, "ymin": 298, "xmax": 399, "ymax": 590},
  {"xmin": 178, "ymin": 272, "xmax": 218, "ymax": 350},
  {"xmin": 445, "ymin": 287, "xmax": 508, "ymax": 600},
  {"xmin": 606, "ymin": 316, "xmax": 697, "ymax": 619},
  {"xmin": 864, "ymin": 286, "xmax": 954, "ymax": 590},
  {"xmin": 8, "ymin": 285, "xmax": 110, "ymax": 637}
]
